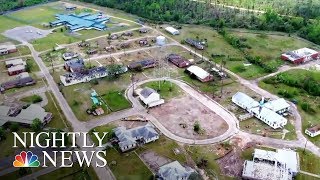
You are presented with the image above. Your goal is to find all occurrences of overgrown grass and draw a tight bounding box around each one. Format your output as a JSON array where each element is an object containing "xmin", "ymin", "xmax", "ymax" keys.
[
  {"xmin": 105, "ymin": 148, "xmax": 153, "ymax": 180},
  {"xmin": 20, "ymin": 94, "xmax": 43, "ymax": 104},
  {"xmin": 259, "ymin": 69, "xmax": 320, "ymax": 147},
  {"xmin": 142, "ymin": 80, "xmax": 183, "ymax": 100},
  {"xmin": 102, "ymin": 91, "xmax": 131, "ymax": 112}
]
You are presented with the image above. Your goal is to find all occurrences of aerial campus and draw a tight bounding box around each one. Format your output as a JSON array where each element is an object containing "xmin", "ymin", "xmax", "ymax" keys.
[{"xmin": 0, "ymin": 0, "xmax": 319, "ymax": 180}]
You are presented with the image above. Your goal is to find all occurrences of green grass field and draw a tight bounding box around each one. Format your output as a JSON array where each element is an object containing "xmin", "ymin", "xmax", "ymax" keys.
[
  {"xmin": 90, "ymin": 124, "xmax": 116, "ymax": 145},
  {"xmin": 5, "ymin": 6, "xmax": 62, "ymax": 28},
  {"xmin": 105, "ymin": 148, "xmax": 153, "ymax": 180},
  {"xmin": 102, "ymin": 91, "xmax": 131, "ymax": 112},
  {"xmin": 58, "ymin": 72, "xmax": 131, "ymax": 121},
  {"xmin": 20, "ymin": 94, "xmax": 42, "ymax": 104},
  {"xmin": 142, "ymin": 80, "xmax": 183, "ymax": 100},
  {"xmin": 259, "ymin": 69, "xmax": 320, "ymax": 147}
]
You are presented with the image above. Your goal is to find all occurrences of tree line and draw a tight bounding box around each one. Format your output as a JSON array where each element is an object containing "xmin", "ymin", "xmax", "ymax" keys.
[
  {"xmin": 0, "ymin": 0, "xmax": 51, "ymax": 14},
  {"xmin": 78, "ymin": 0, "xmax": 320, "ymax": 45}
]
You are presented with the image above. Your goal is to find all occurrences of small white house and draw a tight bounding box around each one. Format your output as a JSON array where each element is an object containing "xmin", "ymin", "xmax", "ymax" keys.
[
  {"xmin": 264, "ymin": 98, "xmax": 290, "ymax": 114},
  {"xmin": 165, "ymin": 26, "xmax": 180, "ymax": 35},
  {"xmin": 305, "ymin": 125, "xmax": 320, "ymax": 137},
  {"xmin": 137, "ymin": 87, "xmax": 164, "ymax": 108}
]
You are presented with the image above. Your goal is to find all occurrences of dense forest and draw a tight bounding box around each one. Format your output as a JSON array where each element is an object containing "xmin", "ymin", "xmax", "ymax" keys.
[
  {"xmin": 217, "ymin": 0, "xmax": 320, "ymax": 19},
  {"xmin": 1, "ymin": 0, "xmax": 320, "ymax": 45},
  {"xmin": 0, "ymin": 0, "xmax": 50, "ymax": 13},
  {"xmin": 77, "ymin": 0, "xmax": 320, "ymax": 45}
]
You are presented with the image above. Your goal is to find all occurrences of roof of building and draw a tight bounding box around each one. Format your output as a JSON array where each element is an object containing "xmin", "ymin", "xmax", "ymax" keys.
[
  {"xmin": 128, "ymin": 59, "xmax": 156, "ymax": 69},
  {"xmin": 282, "ymin": 48, "xmax": 318, "ymax": 62},
  {"xmin": 8, "ymin": 64, "xmax": 25, "ymax": 72},
  {"xmin": 186, "ymin": 65, "xmax": 211, "ymax": 80},
  {"xmin": 307, "ymin": 124, "xmax": 320, "ymax": 133},
  {"xmin": 1, "ymin": 76, "xmax": 35, "ymax": 89},
  {"xmin": 51, "ymin": 13, "xmax": 109, "ymax": 31},
  {"xmin": 264, "ymin": 98, "xmax": 290, "ymax": 112},
  {"xmin": 250, "ymin": 106, "xmax": 287, "ymax": 125},
  {"xmin": 165, "ymin": 27, "xmax": 179, "ymax": 33},
  {"xmin": 114, "ymin": 123, "xmax": 159, "ymax": 149},
  {"xmin": 232, "ymin": 92, "xmax": 260, "ymax": 110},
  {"xmin": 158, "ymin": 161, "xmax": 194, "ymax": 180},
  {"xmin": 0, "ymin": 104, "xmax": 51, "ymax": 126},
  {"xmin": 0, "ymin": 43, "xmax": 16, "ymax": 51},
  {"xmin": 5, "ymin": 59, "xmax": 25, "ymax": 66},
  {"xmin": 243, "ymin": 148, "xmax": 298, "ymax": 180},
  {"xmin": 140, "ymin": 87, "xmax": 157, "ymax": 98},
  {"xmin": 65, "ymin": 58, "xmax": 84, "ymax": 70}
]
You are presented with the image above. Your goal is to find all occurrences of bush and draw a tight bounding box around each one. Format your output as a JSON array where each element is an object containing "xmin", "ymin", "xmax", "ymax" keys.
[
  {"xmin": 234, "ymin": 65, "xmax": 246, "ymax": 72},
  {"xmin": 301, "ymin": 102, "xmax": 316, "ymax": 114},
  {"xmin": 194, "ymin": 121, "xmax": 200, "ymax": 132},
  {"xmin": 278, "ymin": 90, "xmax": 294, "ymax": 99},
  {"xmin": 10, "ymin": 122, "xmax": 19, "ymax": 132}
]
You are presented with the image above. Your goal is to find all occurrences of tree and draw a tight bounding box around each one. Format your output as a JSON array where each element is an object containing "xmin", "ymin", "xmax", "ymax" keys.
[
  {"xmin": 10, "ymin": 122, "xmax": 19, "ymax": 132},
  {"xmin": 107, "ymin": 64, "xmax": 124, "ymax": 79},
  {"xmin": 194, "ymin": 121, "xmax": 201, "ymax": 132},
  {"xmin": 31, "ymin": 118, "xmax": 42, "ymax": 132}
]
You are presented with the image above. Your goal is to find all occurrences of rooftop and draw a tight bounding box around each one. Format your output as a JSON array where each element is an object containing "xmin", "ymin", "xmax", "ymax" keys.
[
  {"xmin": 282, "ymin": 48, "xmax": 318, "ymax": 62},
  {"xmin": 186, "ymin": 65, "xmax": 211, "ymax": 80},
  {"xmin": 158, "ymin": 161, "xmax": 194, "ymax": 180},
  {"xmin": 140, "ymin": 87, "xmax": 157, "ymax": 98},
  {"xmin": 307, "ymin": 124, "xmax": 320, "ymax": 133}
]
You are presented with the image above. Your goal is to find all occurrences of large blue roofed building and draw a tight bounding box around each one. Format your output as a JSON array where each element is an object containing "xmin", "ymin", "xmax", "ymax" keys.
[{"xmin": 50, "ymin": 12, "xmax": 109, "ymax": 32}]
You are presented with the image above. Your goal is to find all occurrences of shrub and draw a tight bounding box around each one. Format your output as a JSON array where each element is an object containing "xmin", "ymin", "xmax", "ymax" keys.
[
  {"xmin": 10, "ymin": 122, "xmax": 19, "ymax": 132},
  {"xmin": 194, "ymin": 121, "xmax": 200, "ymax": 132},
  {"xmin": 301, "ymin": 102, "xmax": 316, "ymax": 114}
]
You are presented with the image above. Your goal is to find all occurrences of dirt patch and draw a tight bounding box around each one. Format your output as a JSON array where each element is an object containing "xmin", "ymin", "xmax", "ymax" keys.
[
  {"xmin": 216, "ymin": 149, "xmax": 244, "ymax": 177},
  {"xmin": 139, "ymin": 150, "xmax": 172, "ymax": 173},
  {"xmin": 149, "ymin": 94, "xmax": 228, "ymax": 140}
]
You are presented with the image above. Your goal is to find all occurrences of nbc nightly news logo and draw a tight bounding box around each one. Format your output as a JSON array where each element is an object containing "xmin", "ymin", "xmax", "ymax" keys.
[{"xmin": 12, "ymin": 132, "xmax": 108, "ymax": 168}]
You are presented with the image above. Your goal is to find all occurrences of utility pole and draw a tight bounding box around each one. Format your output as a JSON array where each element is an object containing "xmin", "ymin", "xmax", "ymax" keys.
[
  {"xmin": 131, "ymin": 73, "xmax": 135, "ymax": 96},
  {"xmin": 303, "ymin": 140, "xmax": 308, "ymax": 154}
]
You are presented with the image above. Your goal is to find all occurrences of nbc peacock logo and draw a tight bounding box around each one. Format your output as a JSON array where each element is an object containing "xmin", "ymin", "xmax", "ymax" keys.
[{"xmin": 13, "ymin": 151, "xmax": 40, "ymax": 167}]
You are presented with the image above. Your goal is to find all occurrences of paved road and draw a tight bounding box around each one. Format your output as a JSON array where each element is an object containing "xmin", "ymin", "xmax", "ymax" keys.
[{"xmin": 26, "ymin": 43, "xmax": 116, "ymax": 180}]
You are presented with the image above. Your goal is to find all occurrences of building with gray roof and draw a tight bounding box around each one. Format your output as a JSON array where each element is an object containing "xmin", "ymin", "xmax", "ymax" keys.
[
  {"xmin": 137, "ymin": 87, "xmax": 164, "ymax": 108},
  {"xmin": 157, "ymin": 161, "xmax": 195, "ymax": 180},
  {"xmin": 0, "ymin": 104, "xmax": 52, "ymax": 127},
  {"xmin": 113, "ymin": 123, "xmax": 159, "ymax": 152}
]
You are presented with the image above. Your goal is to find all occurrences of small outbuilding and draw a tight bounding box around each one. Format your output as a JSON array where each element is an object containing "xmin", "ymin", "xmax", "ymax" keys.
[
  {"xmin": 305, "ymin": 125, "xmax": 320, "ymax": 137},
  {"xmin": 165, "ymin": 26, "xmax": 180, "ymax": 35}
]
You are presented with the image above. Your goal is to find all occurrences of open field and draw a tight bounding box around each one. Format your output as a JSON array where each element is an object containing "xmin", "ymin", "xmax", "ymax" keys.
[
  {"xmin": 141, "ymin": 81, "xmax": 183, "ymax": 100},
  {"xmin": 102, "ymin": 91, "xmax": 131, "ymax": 112},
  {"xmin": 105, "ymin": 148, "xmax": 153, "ymax": 180},
  {"xmin": 259, "ymin": 69, "xmax": 320, "ymax": 146},
  {"xmin": 150, "ymin": 94, "xmax": 229, "ymax": 140}
]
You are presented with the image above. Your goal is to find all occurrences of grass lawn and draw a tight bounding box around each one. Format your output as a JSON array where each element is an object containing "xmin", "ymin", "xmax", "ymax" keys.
[
  {"xmin": 230, "ymin": 31, "xmax": 316, "ymax": 61},
  {"xmin": 295, "ymin": 174, "xmax": 319, "ymax": 180},
  {"xmin": 20, "ymin": 94, "xmax": 42, "ymax": 104},
  {"xmin": 37, "ymin": 163, "xmax": 98, "ymax": 180},
  {"xmin": 240, "ymin": 117, "xmax": 297, "ymax": 140},
  {"xmin": 44, "ymin": 92, "xmax": 70, "ymax": 130},
  {"xmin": 89, "ymin": 124, "xmax": 116, "ymax": 145},
  {"xmin": 105, "ymin": 148, "xmax": 153, "ymax": 180},
  {"xmin": 297, "ymin": 149, "xmax": 320, "ymax": 175},
  {"xmin": 136, "ymin": 136, "xmax": 187, "ymax": 164},
  {"xmin": 0, "ymin": 16, "xmax": 25, "ymax": 32},
  {"xmin": 58, "ymin": 72, "xmax": 131, "ymax": 121},
  {"xmin": 142, "ymin": 80, "xmax": 183, "ymax": 100},
  {"xmin": 5, "ymin": 5, "xmax": 62, "ymax": 28},
  {"xmin": 259, "ymin": 69, "xmax": 320, "ymax": 147},
  {"xmin": 26, "ymin": 57, "xmax": 40, "ymax": 72},
  {"xmin": 102, "ymin": 91, "xmax": 131, "ymax": 112},
  {"xmin": 31, "ymin": 31, "xmax": 80, "ymax": 52}
]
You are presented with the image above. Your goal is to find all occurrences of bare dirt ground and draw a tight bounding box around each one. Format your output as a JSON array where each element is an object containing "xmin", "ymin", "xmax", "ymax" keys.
[
  {"xmin": 139, "ymin": 150, "xmax": 172, "ymax": 173},
  {"xmin": 216, "ymin": 149, "xmax": 244, "ymax": 177},
  {"xmin": 149, "ymin": 94, "xmax": 229, "ymax": 140}
]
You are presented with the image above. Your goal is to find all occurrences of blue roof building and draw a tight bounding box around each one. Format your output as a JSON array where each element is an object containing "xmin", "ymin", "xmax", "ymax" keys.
[{"xmin": 50, "ymin": 12, "xmax": 109, "ymax": 32}]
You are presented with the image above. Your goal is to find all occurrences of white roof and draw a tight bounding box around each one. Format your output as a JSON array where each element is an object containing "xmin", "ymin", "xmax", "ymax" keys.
[
  {"xmin": 5, "ymin": 59, "xmax": 25, "ymax": 66},
  {"xmin": 276, "ymin": 149, "xmax": 298, "ymax": 173},
  {"xmin": 165, "ymin": 27, "xmax": 179, "ymax": 34},
  {"xmin": 251, "ymin": 106, "xmax": 287, "ymax": 126},
  {"xmin": 253, "ymin": 149, "xmax": 277, "ymax": 161},
  {"xmin": 232, "ymin": 92, "xmax": 260, "ymax": 109},
  {"xmin": 264, "ymin": 98, "xmax": 290, "ymax": 112},
  {"xmin": 282, "ymin": 47, "xmax": 318, "ymax": 62},
  {"xmin": 8, "ymin": 65, "xmax": 25, "ymax": 72},
  {"xmin": 186, "ymin": 65, "xmax": 210, "ymax": 80}
]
